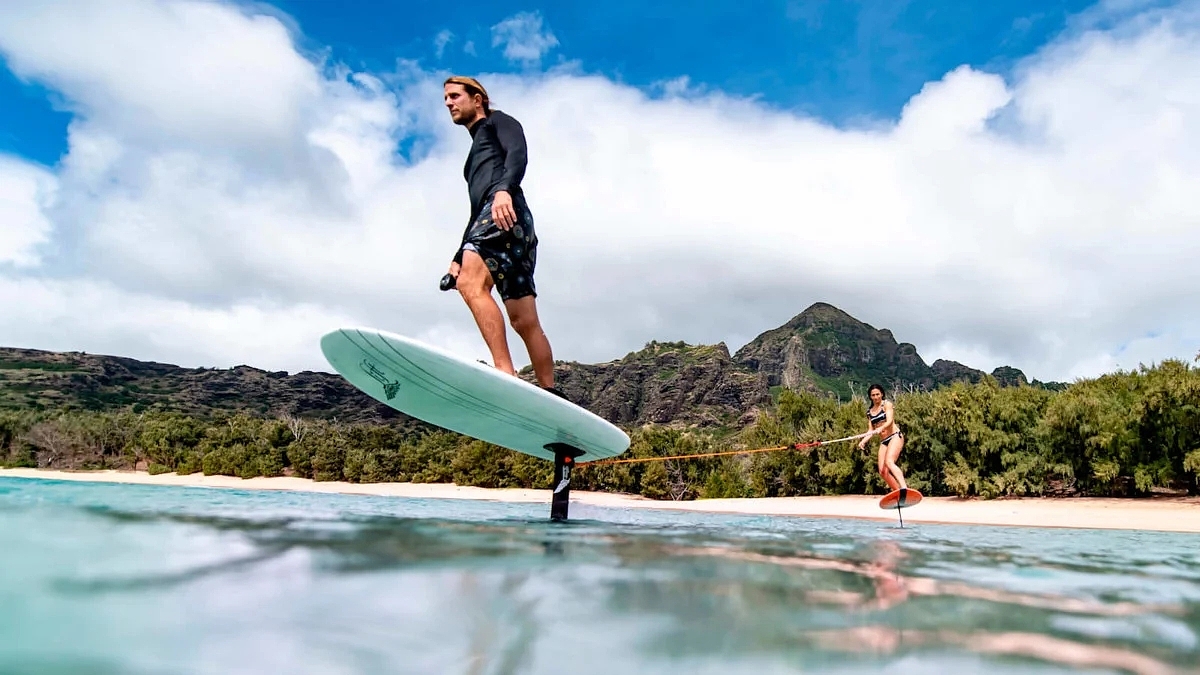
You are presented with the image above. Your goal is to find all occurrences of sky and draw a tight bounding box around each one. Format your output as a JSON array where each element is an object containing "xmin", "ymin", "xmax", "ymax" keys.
[{"xmin": 0, "ymin": 0, "xmax": 1198, "ymax": 384}]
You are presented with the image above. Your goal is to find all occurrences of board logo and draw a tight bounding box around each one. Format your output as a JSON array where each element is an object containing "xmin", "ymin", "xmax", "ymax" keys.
[
  {"xmin": 359, "ymin": 359, "xmax": 401, "ymax": 400},
  {"xmin": 553, "ymin": 465, "xmax": 571, "ymax": 494}
]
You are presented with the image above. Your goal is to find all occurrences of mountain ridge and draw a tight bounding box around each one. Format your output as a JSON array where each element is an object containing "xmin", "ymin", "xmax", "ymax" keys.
[{"xmin": 1, "ymin": 303, "xmax": 1060, "ymax": 428}]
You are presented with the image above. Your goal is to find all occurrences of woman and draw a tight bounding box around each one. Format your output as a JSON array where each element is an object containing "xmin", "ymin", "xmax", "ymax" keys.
[{"xmin": 859, "ymin": 383, "xmax": 907, "ymax": 492}]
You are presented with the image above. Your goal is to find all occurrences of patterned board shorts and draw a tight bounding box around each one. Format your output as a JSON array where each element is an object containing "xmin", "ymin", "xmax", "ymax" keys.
[{"xmin": 459, "ymin": 196, "xmax": 538, "ymax": 301}]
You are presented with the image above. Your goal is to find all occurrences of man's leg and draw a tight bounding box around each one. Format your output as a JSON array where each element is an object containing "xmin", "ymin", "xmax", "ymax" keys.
[
  {"xmin": 457, "ymin": 249, "xmax": 516, "ymax": 375},
  {"xmin": 504, "ymin": 296, "xmax": 554, "ymax": 388}
]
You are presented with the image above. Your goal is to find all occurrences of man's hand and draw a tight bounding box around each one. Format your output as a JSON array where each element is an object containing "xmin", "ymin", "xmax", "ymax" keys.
[
  {"xmin": 491, "ymin": 190, "xmax": 517, "ymax": 230},
  {"xmin": 440, "ymin": 261, "xmax": 461, "ymax": 291}
]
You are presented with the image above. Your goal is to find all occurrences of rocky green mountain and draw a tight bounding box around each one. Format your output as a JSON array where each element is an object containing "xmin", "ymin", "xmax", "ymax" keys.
[
  {"xmin": 0, "ymin": 347, "xmax": 432, "ymax": 433},
  {"xmin": 730, "ymin": 302, "xmax": 1046, "ymax": 399},
  {"xmin": 733, "ymin": 302, "xmax": 939, "ymax": 397},
  {"xmin": 532, "ymin": 341, "xmax": 771, "ymax": 428},
  {"xmin": 990, "ymin": 365, "xmax": 1029, "ymax": 388},
  {"xmin": 525, "ymin": 303, "xmax": 1051, "ymax": 422},
  {"xmin": 2, "ymin": 302, "xmax": 1053, "ymax": 429},
  {"xmin": 930, "ymin": 358, "xmax": 987, "ymax": 385}
]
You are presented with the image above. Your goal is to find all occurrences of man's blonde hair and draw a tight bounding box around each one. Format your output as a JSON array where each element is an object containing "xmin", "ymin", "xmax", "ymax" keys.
[{"xmin": 444, "ymin": 76, "xmax": 490, "ymax": 113}]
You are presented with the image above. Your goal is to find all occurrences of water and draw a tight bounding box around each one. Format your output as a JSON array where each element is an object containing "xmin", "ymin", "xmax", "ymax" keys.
[{"xmin": 2, "ymin": 477, "xmax": 1199, "ymax": 675}]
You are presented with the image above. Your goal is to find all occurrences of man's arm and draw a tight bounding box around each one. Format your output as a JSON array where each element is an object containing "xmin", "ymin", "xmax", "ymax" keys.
[{"xmin": 492, "ymin": 112, "xmax": 528, "ymax": 194}]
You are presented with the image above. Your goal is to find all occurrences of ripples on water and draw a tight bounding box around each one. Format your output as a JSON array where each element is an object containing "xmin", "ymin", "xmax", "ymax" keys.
[{"xmin": 1, "ymin": 477, "xmax": 1198, "ymax": 674}]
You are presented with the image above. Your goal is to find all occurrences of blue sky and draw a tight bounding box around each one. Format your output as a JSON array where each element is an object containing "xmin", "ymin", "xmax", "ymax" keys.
[{"xmin": 2, "ymin": 0, "xmax": 1096, "ymax": 167}]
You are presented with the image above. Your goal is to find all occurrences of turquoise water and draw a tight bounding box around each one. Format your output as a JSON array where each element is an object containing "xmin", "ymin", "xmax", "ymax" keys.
[{"xmin": 2, "ymin": 477, "xmax": 1199, "ymax": 675}]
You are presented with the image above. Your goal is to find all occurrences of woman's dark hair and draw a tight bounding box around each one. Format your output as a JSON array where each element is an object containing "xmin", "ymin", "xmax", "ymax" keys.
[{"xmin": 867, "ymin": 383, "xmax": 886, "ymax": 399}]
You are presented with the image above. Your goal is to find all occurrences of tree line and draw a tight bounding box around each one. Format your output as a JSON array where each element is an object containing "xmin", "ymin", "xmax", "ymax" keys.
[{"xmin": 2, "ymin": 357, "xmax": 1197, "ymax": 499}]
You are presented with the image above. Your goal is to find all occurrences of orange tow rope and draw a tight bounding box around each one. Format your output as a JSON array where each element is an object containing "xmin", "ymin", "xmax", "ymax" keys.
[{"xmin": 581, "ymin": 432, "xmax": 872, "ymax": 467}]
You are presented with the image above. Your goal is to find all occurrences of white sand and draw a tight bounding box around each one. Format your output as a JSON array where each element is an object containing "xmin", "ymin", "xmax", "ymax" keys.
[{"xmin": 3, "ymin": 468, "xmax": 1198, "ymax": 533}]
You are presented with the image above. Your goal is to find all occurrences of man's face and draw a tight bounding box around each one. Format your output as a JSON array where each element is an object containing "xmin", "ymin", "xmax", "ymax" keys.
[{"xmin": 444, "ymin": 84, "xmax": 481, "ymax": 125}]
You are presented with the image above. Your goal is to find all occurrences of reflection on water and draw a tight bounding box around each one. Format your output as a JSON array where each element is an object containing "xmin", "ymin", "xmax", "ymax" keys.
[{"xmin": 1, "ymin": 477, "xmax": 1198, "ymax": 675}]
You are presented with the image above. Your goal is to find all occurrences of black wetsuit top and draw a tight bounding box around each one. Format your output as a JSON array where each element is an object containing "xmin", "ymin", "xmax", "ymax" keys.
[{"xmin": 463, "ymin": 109, "xmax": 528, "ymax": 221}]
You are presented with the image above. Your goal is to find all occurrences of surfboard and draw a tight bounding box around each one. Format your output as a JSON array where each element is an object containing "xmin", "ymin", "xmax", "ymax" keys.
[
  {"xmin": 319, "ymin": 327, "xmax": 631, "ymax": 463},
  {"xmin": 879, "ymin": 488, "xmax": 923, "ymax": 510}
]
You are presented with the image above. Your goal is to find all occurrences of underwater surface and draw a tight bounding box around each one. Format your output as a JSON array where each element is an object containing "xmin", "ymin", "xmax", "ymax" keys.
[{"xmin": 1, "ymin": 476, "xmax": 1198, "ymax": 674}]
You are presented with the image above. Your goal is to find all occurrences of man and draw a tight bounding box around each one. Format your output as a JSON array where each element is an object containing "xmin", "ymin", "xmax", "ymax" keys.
[{"xmin": 440, "ymin": 75, "xmax": 564, "ymax": 398}]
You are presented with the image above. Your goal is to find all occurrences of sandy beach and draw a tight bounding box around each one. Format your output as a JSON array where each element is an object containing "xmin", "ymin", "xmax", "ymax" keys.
[{"xmin": 3, "ymin": 468, "xmax": 1198, "ymax": 533}]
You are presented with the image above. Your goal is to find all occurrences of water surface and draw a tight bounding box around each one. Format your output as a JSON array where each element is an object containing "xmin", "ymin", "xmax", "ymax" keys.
[{"xmin": 1, "ymin": 477, "xmax": 1198, "ymax": 674}]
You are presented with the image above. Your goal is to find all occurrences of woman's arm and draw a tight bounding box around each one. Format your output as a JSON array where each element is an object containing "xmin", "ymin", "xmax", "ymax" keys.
[{"xmin": 859, "ymin": 414, "xmax": 878, "ymax": 449}]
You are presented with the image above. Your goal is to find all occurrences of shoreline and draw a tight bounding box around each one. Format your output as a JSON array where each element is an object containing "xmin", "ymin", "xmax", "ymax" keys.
[{"xmin": 3, "ymin": 468, "xmax": 1198, "ymax": 533}]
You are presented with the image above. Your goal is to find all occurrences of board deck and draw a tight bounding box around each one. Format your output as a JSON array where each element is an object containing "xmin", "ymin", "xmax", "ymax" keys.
[
  {"xmin": 319, "ymin": 327, "xmax": 630, "ymax": 463},
  {"xmin": 879, "ymin": 488, "xmax": 923, "ymax": 510}
]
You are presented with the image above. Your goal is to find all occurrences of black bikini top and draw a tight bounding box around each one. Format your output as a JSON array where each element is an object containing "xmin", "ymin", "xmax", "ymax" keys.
[{"xmin": 867, "ymin": 404, "xmax": 887, "ymax": 426}]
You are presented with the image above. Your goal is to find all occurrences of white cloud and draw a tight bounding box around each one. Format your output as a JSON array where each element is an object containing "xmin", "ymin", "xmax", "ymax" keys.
[
  {"xmin": 0, "ymin": 0, "xmax": 1197, "ymax": 383},
  {"xmin": 0, "ymin": 156, "xmax": 56, "ymax": 267},
  {"xmin": 0, "ymin": 0, "xmax": 321, "ymax": 156},
  {"xmin": 490, "ymin": 11, "xmax": 559, "ymax": 65},
  {"xmin": 0, "ymin": 276, "xmax": 363, "ymax": 372},
  {"xmin": 434, "ymin": 29, "xmax": 453, "ymax": 59}
]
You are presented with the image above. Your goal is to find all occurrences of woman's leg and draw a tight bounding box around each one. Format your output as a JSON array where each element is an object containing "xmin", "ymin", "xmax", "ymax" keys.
[
  {"xmin": 878, "ymin": 439, "xmax": 899, "ymax": 491},
  {"xmin": 883, "ymin": 433, "xmax": 908, "ymax": 490}
]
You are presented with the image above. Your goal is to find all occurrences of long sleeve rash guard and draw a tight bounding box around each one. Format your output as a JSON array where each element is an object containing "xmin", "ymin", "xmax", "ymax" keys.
[{"xmin": 462, "ymin": 110, "xmax": 528, "ymax": 221}]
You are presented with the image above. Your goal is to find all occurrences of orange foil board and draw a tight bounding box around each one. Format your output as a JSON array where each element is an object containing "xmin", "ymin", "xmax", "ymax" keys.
[{"xmin": 879, "ymin": 488, "xmax": 923, "ymax": 510}]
